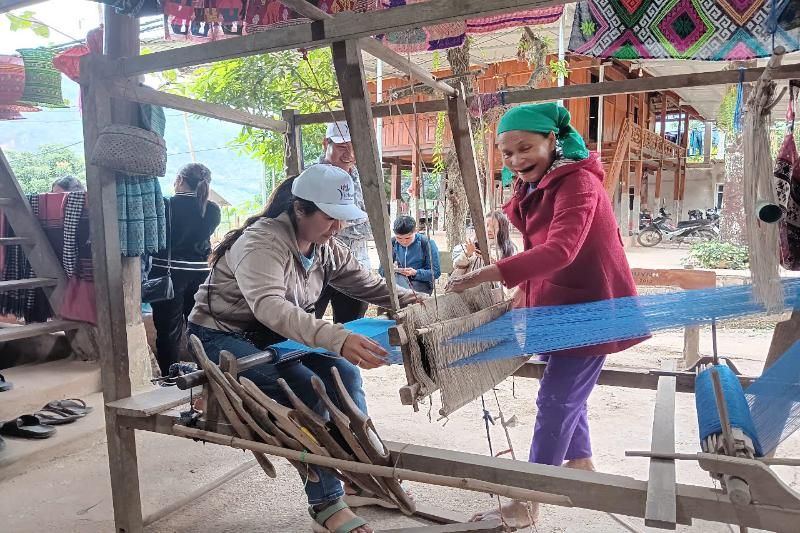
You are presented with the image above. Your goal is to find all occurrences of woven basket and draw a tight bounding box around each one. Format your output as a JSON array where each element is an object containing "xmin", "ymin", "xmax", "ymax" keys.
[{"xmin": 91, "ymin": 124, "xmax": 167, "ymax": 177}]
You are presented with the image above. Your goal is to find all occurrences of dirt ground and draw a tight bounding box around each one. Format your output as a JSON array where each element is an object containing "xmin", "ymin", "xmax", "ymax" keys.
[{"xmin": 1, "ymin": 315, "xmax": 797, "ymax": 533}]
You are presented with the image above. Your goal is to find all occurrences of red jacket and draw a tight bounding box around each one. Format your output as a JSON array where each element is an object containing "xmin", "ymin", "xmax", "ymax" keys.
[{"xmin": 495, "ymin": 153, "xmax": 646, "ymax": 357}]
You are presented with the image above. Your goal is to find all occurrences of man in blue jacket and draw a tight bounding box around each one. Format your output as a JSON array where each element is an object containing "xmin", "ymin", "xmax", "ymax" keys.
[{"xmin": 379, "ymin": 215, "xmax": 441, "ymax": 294}]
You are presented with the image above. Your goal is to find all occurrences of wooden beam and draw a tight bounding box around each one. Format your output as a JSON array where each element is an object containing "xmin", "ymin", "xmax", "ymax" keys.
[
  {"xmin": 103, "ymin": 0, "xmax": 556, "ymax": 78},
  {"xmin": 0, "ymin": 0, "xmax": 43, "ymax": 13},
  {"xmin": 295, "ymin": 63, "xmax": 800, "ymax": 125},
  {"xmin": 112, "ymin": 81, "xmax": 288, "ymax": 133},
  {"xmin": 279, "ymin": 0, "xmax": 456, "ymax": 97},
  {"xmin": 447, "ymin": 86, "xmax": 490, "ymax": 264},
  {"xmin": 512, "ymin": 361, "xmax": 756, "ymax": 393},
  {"xmin": 282, "ymin": 109, "xmax": 303, "ymax": 176},
  {"xmin": 645, "ymin": 361, "xmax": 677, "ymax": 529},
  {"xmin": 81, "ymin": 55, "xmax": 144, "ymax": 533},
  {"xmin": 384, "ymin": 441, "xmax": 799, "ymax": 531},
  {"xmin": 331, "ymin": 39, "xmax": 399, "ymax": 310}
]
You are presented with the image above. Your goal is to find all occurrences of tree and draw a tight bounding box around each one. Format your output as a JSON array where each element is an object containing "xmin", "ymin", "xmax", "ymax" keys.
[
  {"xmin": 6, "ymin": 144, "xmax": 85, "ymax": 195},
  {"xmin": 174, "ymin": 49, "xmax": 338, "ymax": 200}
]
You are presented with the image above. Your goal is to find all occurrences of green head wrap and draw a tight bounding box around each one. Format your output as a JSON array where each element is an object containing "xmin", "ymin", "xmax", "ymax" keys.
[{"xmin": 497, "ymin": 103, "xmax": 589, "ymax": 161}]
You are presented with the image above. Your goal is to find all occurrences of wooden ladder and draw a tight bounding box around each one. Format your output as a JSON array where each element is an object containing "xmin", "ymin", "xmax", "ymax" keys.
[
  {"xmin": 604, "ymin": 119, "xmax": 632, "ymax": 198},
  {"xmin": 0, "ymin": 147, "xmax": 83, "ymax": 341}
]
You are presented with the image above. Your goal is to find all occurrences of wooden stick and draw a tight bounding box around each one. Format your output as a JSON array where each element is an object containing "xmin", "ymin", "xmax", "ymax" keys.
[
  {"xmin": 710, "ymin": 368, "xmax": 737, "ymax": 457},
  {"xmin": 626, "ymin": 451, "xmax": 800, "ymax": 467},
  {"xmin": 172, "ymin": 425, "xmax": 573, "ymax": 506},
  {"xmin": 143, "ymin": 460, "xmax": 257, "ymax": 526}
]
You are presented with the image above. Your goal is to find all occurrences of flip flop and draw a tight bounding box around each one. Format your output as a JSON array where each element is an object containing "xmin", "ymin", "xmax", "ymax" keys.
[
  {"xmin": 33, "ymin": 408, "xmax": 83, "ymax": 426},
  {"xmin": 0, "ymin": 415, "xmax": 56, "ymax": 439},
  {"xmin": 0, "ymin": 435, "xmax": 5, "ymax": 451},
  {"xmin": 0, "ymin": 372, "xmax": 12, "ymax": 392},
  {"xmin": 42, "ymin": 398, "xmax": 93, "ymax": 417}
]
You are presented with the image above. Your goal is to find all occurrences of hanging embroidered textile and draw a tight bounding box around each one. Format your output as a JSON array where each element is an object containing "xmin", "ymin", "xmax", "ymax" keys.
[
  {"xmin": 0, "ymin": 55, "xmax": 27, "ymax": 105},
  {"xmin": 16, "ymin": 48, "xmax": 66, "ymax": 108},
  {"xmin": 569, "ymin": 0, "xmax": 800, "ymax": 60},
  {"xmin": 53, "ymin": 45, "xmax": 90, "ymax": 82},
  {"xmin": 774, "ymin": 83, "xmax": 800, "ymax": 271},
  {"xmin": 378, "ymin": 0, "xmax": 562, "ymax": 53}
]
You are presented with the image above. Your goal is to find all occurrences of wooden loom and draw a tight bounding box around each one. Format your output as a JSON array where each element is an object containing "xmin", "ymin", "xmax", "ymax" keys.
[{"xmin": 70, "ymin": 2, "xmax": 800, "ymax": 532}]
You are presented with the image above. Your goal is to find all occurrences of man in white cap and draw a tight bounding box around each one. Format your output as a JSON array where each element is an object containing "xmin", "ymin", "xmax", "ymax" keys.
[{"xmin": 315, "ymin": 120, "xmax": 374, "ymax": 324}]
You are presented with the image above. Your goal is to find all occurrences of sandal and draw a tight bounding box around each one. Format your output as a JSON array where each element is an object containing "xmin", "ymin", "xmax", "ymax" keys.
[
  {"xmin": 33, "ymin": 408, "xmax": 83, "ymax": 425},
  {"xmin": 0, "ymin": 372, "xmax": 12, "ymax": 392},
  {"xmin": 309, "ymin": 499, "xmax": 368, "ymax": 533},
  {"xmin": 0, "ymin": 415, "xmax": 56, "ymax": 439},
  {"xmin": 42, "ymin": 398, "xmax": 93, "ymax": 417}
]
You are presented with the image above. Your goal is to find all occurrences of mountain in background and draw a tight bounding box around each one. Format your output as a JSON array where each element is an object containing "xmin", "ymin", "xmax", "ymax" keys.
[{"xmin": 0, "ymin": 77, "xmax": 281, "ymax": 206}]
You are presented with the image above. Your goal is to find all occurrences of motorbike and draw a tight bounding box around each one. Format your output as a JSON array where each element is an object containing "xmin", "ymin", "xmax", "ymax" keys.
[{"xmin": 637, "ymin": 208, "xmax": 718, "ymax": 247}]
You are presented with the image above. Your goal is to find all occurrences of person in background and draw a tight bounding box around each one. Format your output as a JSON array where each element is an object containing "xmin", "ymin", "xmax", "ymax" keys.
[
  {"xmin": 379, "ymin": 215, "xmax": 441, "ymax": 295},
  {"xmin": 448, "ymin": 103, "xmax": 644, "ymax": 528},
  {"xmin": 314, "ymin": 121, "xmax": 374, "ymax": 324},
  {"xmin": 51, "ymin": 175, "xmax": 85, "ymax": 193},
  {"xmin": 451, "ymin": 210, "xmax": 516, "ymax": 277},
  {"xmin": 150, "ymin": 163, "xmax": 221, "ymax": 377}
]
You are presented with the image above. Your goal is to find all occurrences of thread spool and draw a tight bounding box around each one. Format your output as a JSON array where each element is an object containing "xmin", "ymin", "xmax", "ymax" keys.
[
  {"xmin": 695, "ymin": 364, "xmax": 763, "ymax": 456},
  {"xmin": 755, "ymin": 201, "xmax": 783, "ymax": 223}
]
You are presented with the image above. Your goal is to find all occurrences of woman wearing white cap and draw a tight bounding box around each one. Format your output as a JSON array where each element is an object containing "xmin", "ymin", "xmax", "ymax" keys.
[{"xmin": 188, "ymin": 165, "xmax": 416, "ymax": 533}]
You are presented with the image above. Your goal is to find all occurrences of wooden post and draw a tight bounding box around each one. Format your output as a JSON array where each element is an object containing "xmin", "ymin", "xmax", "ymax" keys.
[
  {"xmin": 390, "ymin": 159, "xmax": 401, "ymax": 222},
  {"xmin": 282, "ymin": 108, "xmax": 303, "ymax": 176},
  {"xmin": 673, "ymin": 104, "xmax": 683, "ymax": 218},
  {"xmin": 645, "ymin": 360, "xmax": 677, "ymax": 528},
  {"xmin": 446, "ymin": 84, "xmax": 490, "ymax": 264},
  {"xmin": 485, "ymin": 129, "xmax": 496, "ymax": 211},
  {"xmin": 331, "ymin": 39, "xmax": 399, "ymax": 310},
  {"xmin": 656, "ymin": 93, "xmax": 667, "ymax": 202},
  {"xmin": 80, "ymin": 59, "xmax": 145, "ymax": 533}
]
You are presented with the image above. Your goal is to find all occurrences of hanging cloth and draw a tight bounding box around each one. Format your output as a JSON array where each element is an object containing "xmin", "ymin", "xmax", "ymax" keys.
[{"xmin": 773, "ymin": 82, "xmax": 800, "ymax": 270}]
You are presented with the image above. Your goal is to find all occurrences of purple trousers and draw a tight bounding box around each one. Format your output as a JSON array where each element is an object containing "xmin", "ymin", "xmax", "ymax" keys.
[{"xmin": 529, "ymin": 355, "xmax": 606, "ymax": 466}]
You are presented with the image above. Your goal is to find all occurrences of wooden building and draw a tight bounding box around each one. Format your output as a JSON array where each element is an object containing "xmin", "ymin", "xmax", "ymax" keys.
[{"xmin": 374, "ymin": 54, "xmax": 702, "ymax": 235}]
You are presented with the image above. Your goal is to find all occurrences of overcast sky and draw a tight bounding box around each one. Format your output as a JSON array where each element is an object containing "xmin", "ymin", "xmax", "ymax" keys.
[{"xmin": 2, "ymin": 1, "xmax": 104, "ymax": 54}]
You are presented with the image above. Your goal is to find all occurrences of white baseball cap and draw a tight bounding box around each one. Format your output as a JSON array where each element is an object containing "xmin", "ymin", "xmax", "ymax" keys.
[
  {"xmin": 325, "ymin": 121, "xmax": 351, "ymax": 144},
  {"xmin": 291, "ymin": 165, "xmax": 367, "ymax": 221}
]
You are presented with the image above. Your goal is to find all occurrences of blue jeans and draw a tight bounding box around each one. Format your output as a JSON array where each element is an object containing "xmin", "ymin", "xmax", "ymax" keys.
[{"xmin": 187, "ymin": 322, "xmax": 368, "ymax": 505}]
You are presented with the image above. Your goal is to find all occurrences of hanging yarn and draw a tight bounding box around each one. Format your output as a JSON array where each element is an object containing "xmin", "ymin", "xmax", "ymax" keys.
[
  {"xmin": 733, "ymin": 68, "xmax": 745, "ymax": 133},
  {"xmin": 695, "ymin": 364, "xmax": 762, "ymax": 456},
  {"xmin": 743, "ymin": 50, "xmax": 786, "ymax": 312},
  {"xmin": 447, "ymin": 279, "xmax": 800, "ymax": 367},
  {"xmin": 746, "ymin": 339, "xmax": 800, "ymax": 455}
]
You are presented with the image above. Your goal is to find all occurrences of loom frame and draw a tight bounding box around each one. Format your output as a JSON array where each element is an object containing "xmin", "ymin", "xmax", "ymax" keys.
[{"xmin": 71, "ymin": 3, "xmax": 800, "ymax": 532}]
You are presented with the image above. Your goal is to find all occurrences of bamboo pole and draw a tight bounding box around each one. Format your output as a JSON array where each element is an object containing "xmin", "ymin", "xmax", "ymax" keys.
[{"xmin": 172, "ymin": 425, "xmax": 573, "ymax": 506}]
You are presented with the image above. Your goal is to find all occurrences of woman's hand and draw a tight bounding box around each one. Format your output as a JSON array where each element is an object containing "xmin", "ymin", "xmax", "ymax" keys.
[
  {"xmin": 397, "ymin": 267, "xmax": 417, "ymax": 278},
  {"xmin": 464, "ymin": 240, "xmax": 476, "ymax": 258},
  {"xmin": 341, "ymin": 333, "xmax": 389, "ymax": 369},
  {"xmin": 446, "ymin": 264, "xmax": 503, "ymax": 293}
]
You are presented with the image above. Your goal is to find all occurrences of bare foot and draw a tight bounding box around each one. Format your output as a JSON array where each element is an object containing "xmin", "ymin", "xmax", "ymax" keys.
[
  {"xmin": 322, "ymin": 506, "xmax": 372, "ymax": 533},
  {"xmin": 470, "ymin": 499, "xmax": 539, "ymax": 529},
  {"xmin": 564, "ymin": 457, "xmax": 596, "ymax": 471}
]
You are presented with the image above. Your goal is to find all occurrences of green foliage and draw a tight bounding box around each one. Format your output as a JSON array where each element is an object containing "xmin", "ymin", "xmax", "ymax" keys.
[
  {"xmin": 716, "ymin": 86, "xmax": 737, "ymax": 136},
  {"xmin": 687, "ymin": 241, "xmax": 749, "ymax": 270},
  {"xmin": 6, "ymin": 11, "xmax": 49, "ymax": 37},
  {"xmin": 6, "ymin": 144, "xmax": 85, "ymax": 195},
  {"xmin": 549, "ymin": 59, "xmax": 569, "ymax": 82},
  {"xmin": 176, "ymin": 49, "xmax": 338, "ymax": 176}
]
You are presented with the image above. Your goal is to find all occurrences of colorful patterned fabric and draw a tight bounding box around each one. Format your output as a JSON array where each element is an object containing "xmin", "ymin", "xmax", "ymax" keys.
[
  {"xmin": 117, "ymin": 175, "xmax": 167, "ymax": 257},
  {"xmin": 17, "ymin": 48, "xmax": 66, "ymax": 108},
  {"xmin": 379, "ymin": 1, "xmax": 562, "ymax": 53},
  {"xmin": 53, "ymin": 45, "xmax": 90, "ymax": 82},
  {"xmin": 0, "ymin": 55, "xmax": 26, "ymax": 105},
  {"xmin": 569, "ymin": 0, "xmax": 800, "ymax": 60},
  {"xmin": 774, "ymin": 86, "xmax": 800, "ymax": 271}
]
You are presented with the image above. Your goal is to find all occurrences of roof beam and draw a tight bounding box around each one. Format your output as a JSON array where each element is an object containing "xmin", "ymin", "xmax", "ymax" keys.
[
  {"xmin": 100, "ymin": 0, "xmax": 564, "ymax": 79},
  {"xmin": 0, "ymin": 0, "xmax": 44, "ymax": 14},
  {"xmin": 279, "ymin": 0, "xmax": 457, "ymax": 96},
  {"xmin": 295, "ymin": 62, "xmax": 800, "ymax": 124},
  {"xmin": 110, "ymin": 80, "xmax": 289, "ymax": 133}
]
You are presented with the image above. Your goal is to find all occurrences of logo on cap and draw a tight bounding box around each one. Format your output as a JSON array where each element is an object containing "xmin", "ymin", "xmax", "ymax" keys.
[{"xmin": 338, "ymin": 182, "xmax": 353, "ymax": 201}]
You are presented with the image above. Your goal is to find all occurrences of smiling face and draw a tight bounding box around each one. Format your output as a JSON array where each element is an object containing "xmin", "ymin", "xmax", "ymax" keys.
[
  {"xmin": 295, "ymin": 203, "xmax": 344, "ymax": 246},
  {"xmin": 484, "ymin": 215, "xmax": 498, "ymax": 242},
  {"xmin": 323, "ymin": 139, "xmax": 355, "ymax": 173},
  {"xmin": 497, "ymin": 130, "xmax": 557, "ymax": 184}
]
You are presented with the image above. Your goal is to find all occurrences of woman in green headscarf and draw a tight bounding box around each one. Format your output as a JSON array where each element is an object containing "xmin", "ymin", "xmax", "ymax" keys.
[{"xmin": 449, "ymin": 103, "xmax": 642, "ymax": 528}]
